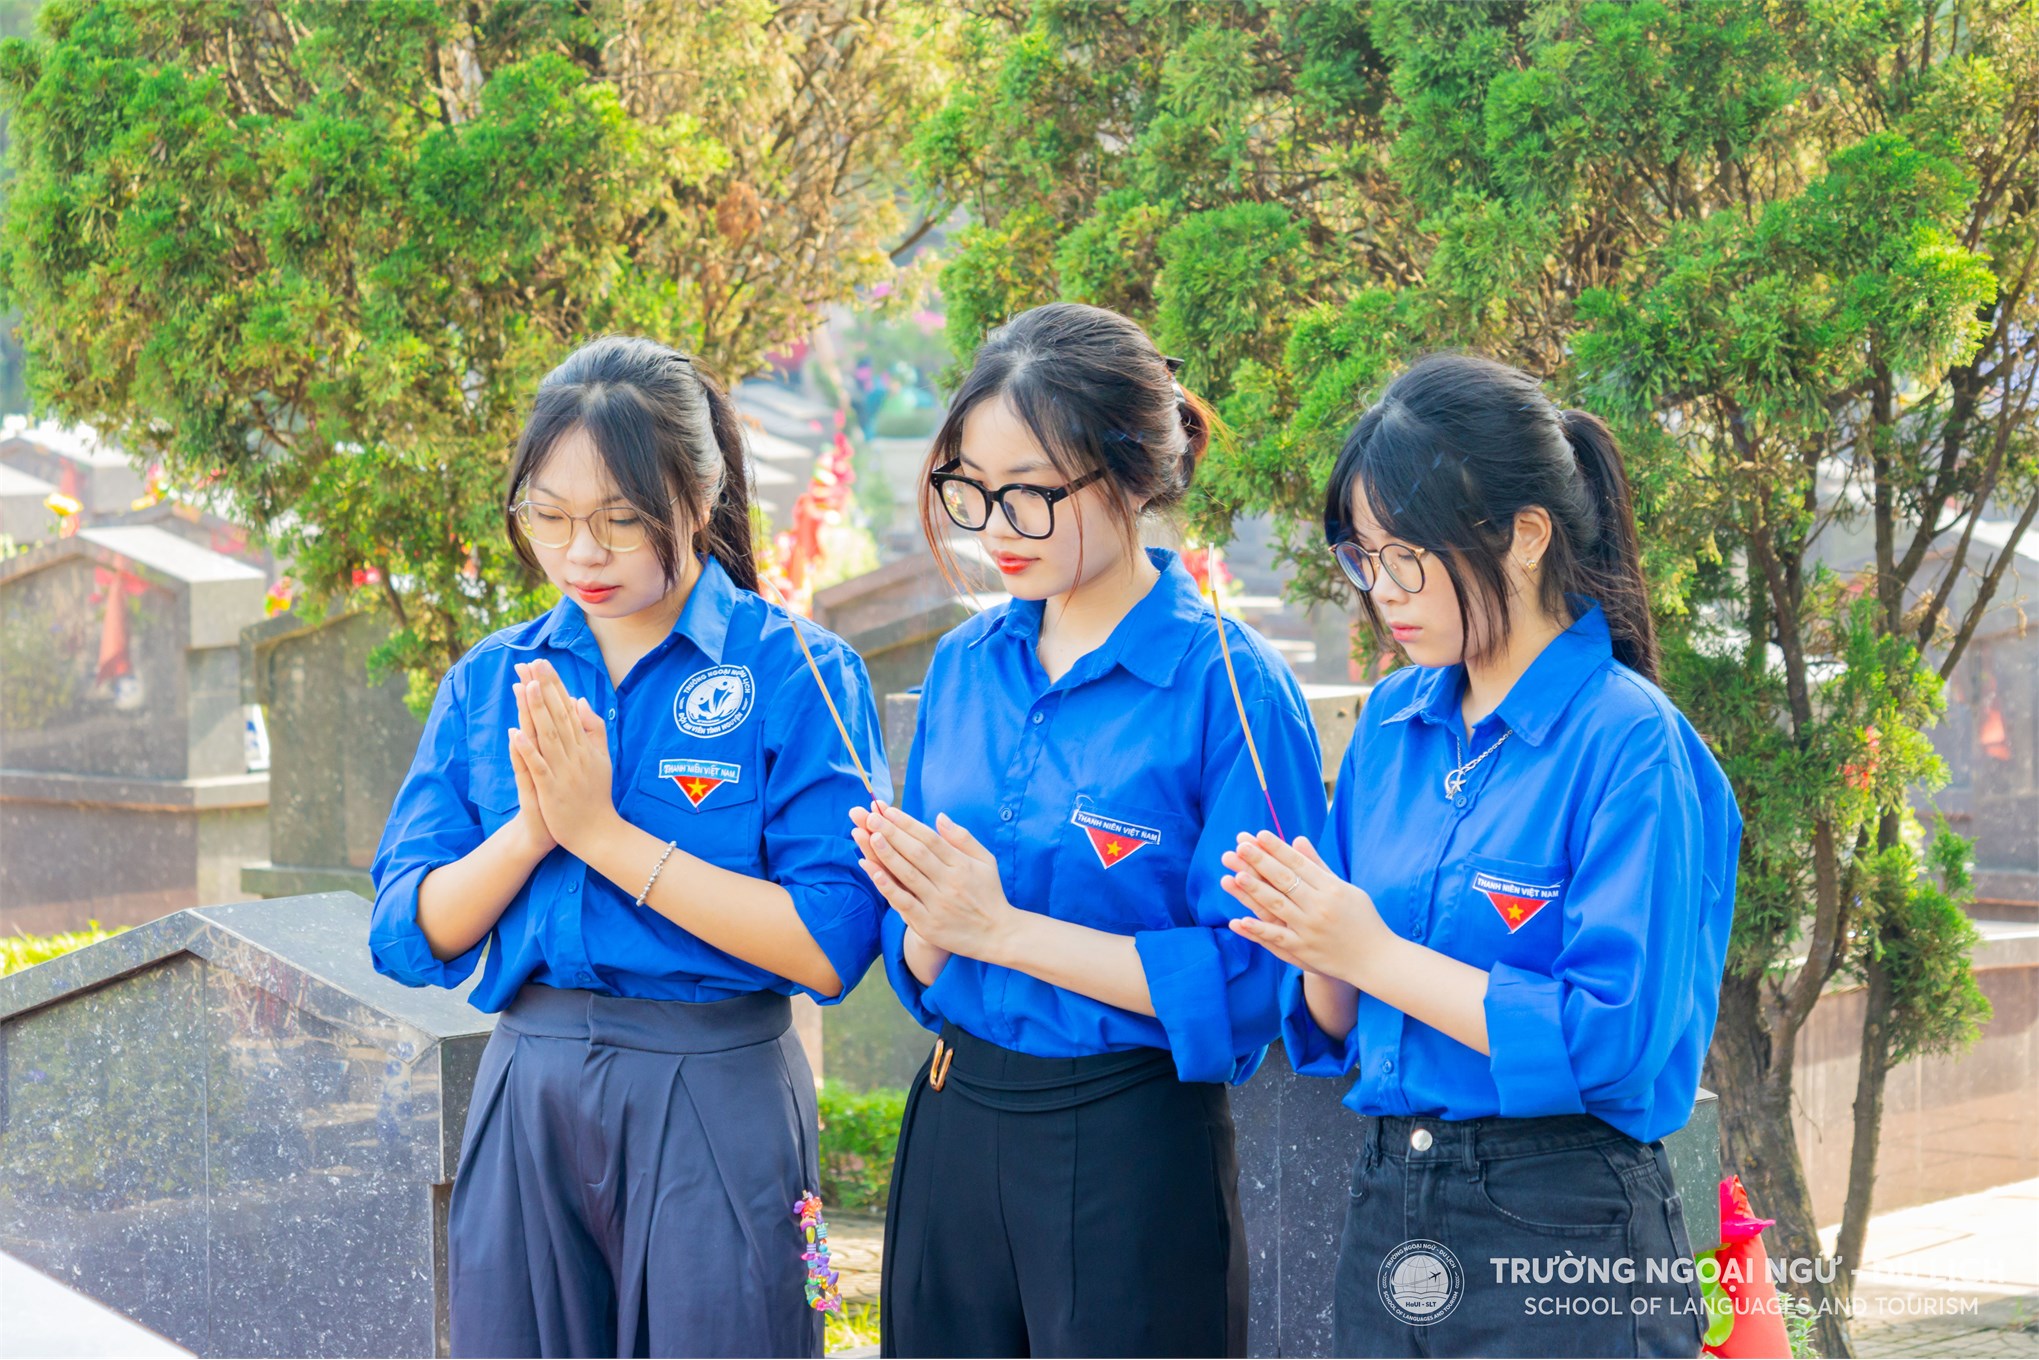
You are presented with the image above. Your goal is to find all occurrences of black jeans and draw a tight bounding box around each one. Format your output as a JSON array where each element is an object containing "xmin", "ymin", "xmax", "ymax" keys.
[{"xmin": 1333, "ymin": 1112, "xmax": 1707, "ymax": 1358}]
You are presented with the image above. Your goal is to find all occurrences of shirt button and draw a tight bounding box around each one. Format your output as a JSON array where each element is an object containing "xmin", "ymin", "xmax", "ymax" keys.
[
  {"xmin": 1000, "ymin": 807, "xmax": 1014, "ymax": 822},
  {"xmin": 1410, "ymin": 1127, "xmax": 1433, "ymax": 1152},
  {"xmin": 578, "ymin": 971, "xmax": 596, "ymax": 986},
  {"xmin": 567, "ymin": 880, "xmax": 579, "ymax": 894},
  {"xmin": 1382, "ymin": 1058, "xmax": 1395, "ymax": 1074},
  {"xmin": 1031, "ymin": 712, "xmax": 1044, "ymax": 725},
  {"xmin": 606, "ymin": 707, "xmax": 616, "ymax": 720},
  {"xmin": 1453, "ymin": 794, "xmax": 1469, "ymax": 810}
]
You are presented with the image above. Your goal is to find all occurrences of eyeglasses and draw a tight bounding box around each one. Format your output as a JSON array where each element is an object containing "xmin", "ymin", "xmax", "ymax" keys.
[
  {"xmin": 929, "ymin": 460, "xmax": 1106, "ymax": 540},
  {"xmin": 512, "ymin": 497, "xmax": 673, "ymax": 553},
  {"xmin": 1330, "ymin": 538, "xmax": 1429, "ymax": 594}
]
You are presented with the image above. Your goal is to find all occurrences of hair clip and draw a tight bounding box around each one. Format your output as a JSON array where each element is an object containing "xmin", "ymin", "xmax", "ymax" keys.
[{"xmin": 1162, "ymin": 355, "xmax": 1185, "ymax": 374}]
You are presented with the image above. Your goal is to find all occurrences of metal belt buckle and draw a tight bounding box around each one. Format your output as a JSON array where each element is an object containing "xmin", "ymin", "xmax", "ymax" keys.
[{"xmin": 929, "ymin": 1036, "xmax": 956, "ymax": 1091}]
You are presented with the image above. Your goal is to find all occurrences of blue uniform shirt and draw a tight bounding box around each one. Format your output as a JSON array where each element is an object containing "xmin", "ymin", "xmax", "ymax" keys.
[
  {"xmin": 1281, "ymin": 600, "xmax": 1740, "ymax": 1143},
  {"xmin": 369, "ymin": 555, "xmax": 891, "ymax": 1012},
  {"xmin": 882, "ymin": 548, "xmax": 1326, "ymax": 1084}
]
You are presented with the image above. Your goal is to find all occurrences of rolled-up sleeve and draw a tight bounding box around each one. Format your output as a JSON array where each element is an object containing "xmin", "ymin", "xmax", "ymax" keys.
[
  {"xmin": 369, "ymin": 667, "xmax": 487, "ymax": 990},
  {"xmin": 762, "ymin": 640, "xmax": 892, "ymax": 1005},
  {"xmin": 1485, "ymin": 758, "xmax": 1702, "ymax": 1128},
  {"xmin": 1136, "ymin": 642, "xmax": 1325, "ymax": 1084},
  {"xmin": 1279, "ymin": 737, "xmax": 1364, "ymax": 1076}
]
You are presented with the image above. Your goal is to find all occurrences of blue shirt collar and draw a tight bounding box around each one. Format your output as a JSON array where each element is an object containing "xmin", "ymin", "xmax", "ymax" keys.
[
  {"xmin": 968, "ymin": 546, "xmax": 1206, "ymax": 689},
  {"xmin": 507, "ymin": 554, "xmax": 740, "ymax": 663},
  {"xmin": 1381, "ymin": 597, "xmax": 1614, "ymax": 747}
]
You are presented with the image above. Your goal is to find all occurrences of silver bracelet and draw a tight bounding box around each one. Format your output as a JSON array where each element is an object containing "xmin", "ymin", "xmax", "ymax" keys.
[{"xmin": 634, "ymin": 840, "xmax": 677, "ymax": 907}]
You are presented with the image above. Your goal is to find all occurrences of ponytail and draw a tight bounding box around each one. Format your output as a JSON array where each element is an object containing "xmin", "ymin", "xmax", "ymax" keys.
[
  {"xmin": 1324, "ymin": 353, "xmax": 1659, "ymax": 683},
  {"xmin": 693, "ymin": 369, "xmax": 760, "ymax": 593},
  {"xmin": 1560, "ymin": 408, "xmax": 1658, "ymax": 683}
]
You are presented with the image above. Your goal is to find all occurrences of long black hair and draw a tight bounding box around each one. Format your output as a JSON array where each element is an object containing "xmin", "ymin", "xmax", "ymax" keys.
[
  {"xmin": 506, "ymin": 334, "xmax": 758, "ymax": 592},
  {"xmin": 920, "ymin": 302, "xmax": 1218, "ymax": 587},
  {"xmin": 1321, "ymin": 352, "xmax": 1658, "ymax": 681}
]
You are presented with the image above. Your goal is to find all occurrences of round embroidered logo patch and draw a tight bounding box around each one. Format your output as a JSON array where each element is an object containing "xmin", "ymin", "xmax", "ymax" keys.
[{"xmin": 673, "ymin": 664, "xmax": 755, "ymax": 738}]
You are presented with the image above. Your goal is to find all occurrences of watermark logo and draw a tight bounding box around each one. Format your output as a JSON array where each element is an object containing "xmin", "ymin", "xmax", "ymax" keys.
[{"xmin": 1380, "ymin": 1239, "xmax": 1464, "ymax": 1326}]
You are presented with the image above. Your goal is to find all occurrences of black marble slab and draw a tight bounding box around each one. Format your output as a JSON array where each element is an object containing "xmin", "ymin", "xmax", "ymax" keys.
[{"xmin": 0, "ymin": 893, "xmax": 490, "ymax": 1358}]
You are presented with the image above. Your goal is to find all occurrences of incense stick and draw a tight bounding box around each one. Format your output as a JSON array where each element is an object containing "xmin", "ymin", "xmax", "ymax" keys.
[
  {"xmin": 757, "ymin": 573, "xmax": 878, "ymax": 799},
  {"xmin": 1205, "ymin": 545, "xmax": 1286, "ymax": 841}
]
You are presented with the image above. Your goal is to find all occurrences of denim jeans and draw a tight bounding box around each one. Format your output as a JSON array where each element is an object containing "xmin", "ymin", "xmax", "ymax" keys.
[{"xmin": 1332, "ymin": 1112, "xmax": 1707, "ymax": 1358}]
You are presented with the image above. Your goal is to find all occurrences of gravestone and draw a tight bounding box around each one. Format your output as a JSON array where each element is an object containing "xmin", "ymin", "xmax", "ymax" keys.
[
  {"xmin": 0, "ymin": 527, "xmax": 269, "ymax": 935},
  {"xmin": 0, "ymin": 893, "xmax": 490, "ymax": 1359},
  {"xmin": 0, "ymin": 463, "xmax": 58, "ymax": 545},
  {"xmin": 238, "ymin": 611, "xmax": 423, "ymax": 902},
  {"xmin": 0, "ymin": 419, "xmax": 146, "ymax": 518},
  {"xmin": 98, "ymin": 501, "xmax": 281, "ymax": 584},
  {"xmin": 811, "ymin": 552, "xmax": 977, "ymax": 705}
]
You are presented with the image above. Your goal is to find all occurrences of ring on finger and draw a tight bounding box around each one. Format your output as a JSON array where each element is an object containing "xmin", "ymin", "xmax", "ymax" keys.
[{"xmin": 1281, "ymin": 868, "xmax": 1302, "ymax": 896}]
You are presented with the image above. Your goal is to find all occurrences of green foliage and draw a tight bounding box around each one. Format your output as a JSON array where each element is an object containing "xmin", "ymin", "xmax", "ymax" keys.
[
  {"xmin": 0, "ymin": 921, "xmax": 123, "ymax": 975},
  {"xmin": 825, "ymin": 1302, "xmax": 881, "ymax": 1355},
  {"xmin": 1, "ymin": 1, "xmax": 952, "ymax": 701},
  {"xmin": 817, "ymin": 1080, "xmax": 905, "ymax": 1213},
  {"xmin": 1857, "ymin": 818, "xmax": 1992, "ymax": 1066}
]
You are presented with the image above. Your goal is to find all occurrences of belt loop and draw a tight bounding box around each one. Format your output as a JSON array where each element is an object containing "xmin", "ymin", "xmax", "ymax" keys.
[
  {"xmin": 1461, "ymin": 1120, "xmax": 1481, "ymax": 1177},
  {"xmin": 1362, "ymin": 1116, "xmax": 1382, "ymax": 1171}
]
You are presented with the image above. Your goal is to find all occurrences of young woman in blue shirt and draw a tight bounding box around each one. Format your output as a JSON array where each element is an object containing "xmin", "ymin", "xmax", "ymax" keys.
[
  {"xmin": 851, "ymin": 303, "xmax": 1326, "ymax": 1357},
  {"xmin": 369, "ymin": 336, "xmax": 889, "ymax": 1358},
  {"xmin": 1221, "ymin": 354, "xmax": 1740, "ymax": 1358}
]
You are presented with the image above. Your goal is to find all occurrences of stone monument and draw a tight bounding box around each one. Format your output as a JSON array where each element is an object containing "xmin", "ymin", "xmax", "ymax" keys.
[
  {"xmin": 0, "ymin": 893, "xmax": 490, "ymax": 1358},
  {"xmin": 0, "ymin": 526, "xmax": 269, "ymax": 934},
  {"xmin": 238, "ymin": 611, "xmax": 423, "ymax": 901}
]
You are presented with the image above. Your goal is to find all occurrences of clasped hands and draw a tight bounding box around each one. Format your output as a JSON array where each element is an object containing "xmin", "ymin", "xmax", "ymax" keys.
[
  {"xmin": 1220, "ymin": 830, "xmax": 1394, "ymax": 982},
  {"xmin": 503, "ymin": 660, "xmax": 1391, "ymax": 987},
  {"xmin": 503, "ymin": 659, "xmax": 615, "ymax": 859},
  {"xmin": 849, "ymin": 802, "xmax": 1020, "ymax": 964}
]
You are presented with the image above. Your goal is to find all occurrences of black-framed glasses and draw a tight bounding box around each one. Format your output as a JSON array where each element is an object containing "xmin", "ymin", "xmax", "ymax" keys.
[
  {"xmin": 929, "ymin": 460, "xmax": 1106, "ymax": 540},
  {"xmin": 512, "ymin": 497, "xmax": 675, "ymax": 553},
  {"xmin": 1330, "ymin": 538, "xmax": 1429, "ymax": 594}
]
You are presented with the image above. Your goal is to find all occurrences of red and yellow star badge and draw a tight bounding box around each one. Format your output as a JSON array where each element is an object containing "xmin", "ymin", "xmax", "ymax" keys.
[
  {"xmin": 1471, "ymin": 869, "xmax": 1563, "ymax": 933},
  {"xmin": 658, "ymin": 758, "xmax": 741, "ymax": 809},
  {"xmin": 1070, "ymin": 806, "xmax": 1163, "ymax": 870}
]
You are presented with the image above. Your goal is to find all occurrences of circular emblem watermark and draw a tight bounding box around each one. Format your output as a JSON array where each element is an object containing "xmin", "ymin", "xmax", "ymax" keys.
[
  {"xmin": 674, "ymin": 664, "xmax": 755, "ymax": 738},
  {"xmin": 1379, "ymin": 1238, "xmax": 1463, "ymax": 1327}
]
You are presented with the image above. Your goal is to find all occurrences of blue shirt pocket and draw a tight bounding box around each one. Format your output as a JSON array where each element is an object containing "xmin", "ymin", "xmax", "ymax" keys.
[
  {"xmin": 1053, "ymin": 791, "xmax": 1195, "ymax": 931},
  {"xmin": 628, "ymin": 746, "xmax": 765, "ymax": 873},
  {"xmin": 1451, "ymin": 852, "xmax": 1569, "ymax": 971},
  {"xmin": 469, "ymin": 757, "xmax": 521, "ymax": 837}
]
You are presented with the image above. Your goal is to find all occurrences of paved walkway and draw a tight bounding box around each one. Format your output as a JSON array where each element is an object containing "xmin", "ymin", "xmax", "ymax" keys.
[{"xmin": 1823, "ymin": 1177, "xmax": 2039, "ymax": 1357}]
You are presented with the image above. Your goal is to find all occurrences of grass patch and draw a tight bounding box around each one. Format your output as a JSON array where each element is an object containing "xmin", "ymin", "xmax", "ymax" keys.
[
  {"xmin": 0, "ymin": 922, "xmax": 126, "ymax": 977},
  {"xmin": 818, "ymin": 1081, "xmax": 906, "ymax": 1212},
  {"xmin": 826, "ymin": 1301, "xmax": 880, "ymax": 1354}
]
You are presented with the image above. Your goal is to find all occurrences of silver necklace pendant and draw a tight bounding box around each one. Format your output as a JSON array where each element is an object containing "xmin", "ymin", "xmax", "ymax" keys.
[{"xmin": 1445, "ymin": 728, "xmax": 1511, "ymax": 799}]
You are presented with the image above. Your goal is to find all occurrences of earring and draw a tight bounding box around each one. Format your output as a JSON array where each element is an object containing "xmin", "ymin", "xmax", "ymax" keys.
[{"xmin": 1523, "ymin": 557, "xmax": 1539, "ymax": 569}]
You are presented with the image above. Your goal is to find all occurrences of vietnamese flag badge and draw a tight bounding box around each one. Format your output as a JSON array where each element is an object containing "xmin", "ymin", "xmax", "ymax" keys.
[
  {"xmin": 1472, "ymin": 869, "xmax": 1562, "ymax": 932},
  {"xmin": 658, "ymin": 758, "xmax": 741, "ymax": 809},
  {"xmin": 1070, "ymin": 806, "xmax": 1163, "ymax": 870}
]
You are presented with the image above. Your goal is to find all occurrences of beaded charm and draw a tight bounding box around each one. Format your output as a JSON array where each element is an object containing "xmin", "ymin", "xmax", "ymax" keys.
[{"xmin": 794, "ymin": 1191, "xmax": 843, "ymax": 1314}]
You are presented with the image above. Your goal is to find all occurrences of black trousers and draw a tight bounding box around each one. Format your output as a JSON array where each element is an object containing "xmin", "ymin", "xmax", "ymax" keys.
[
  {"xmin": 1333, "ymin": 1112, "xmax": 1708, "ymax": 1358},
  {"xmin": 880, "ymin": 1024, "xmax": 1248, "ymax": 1358}
]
